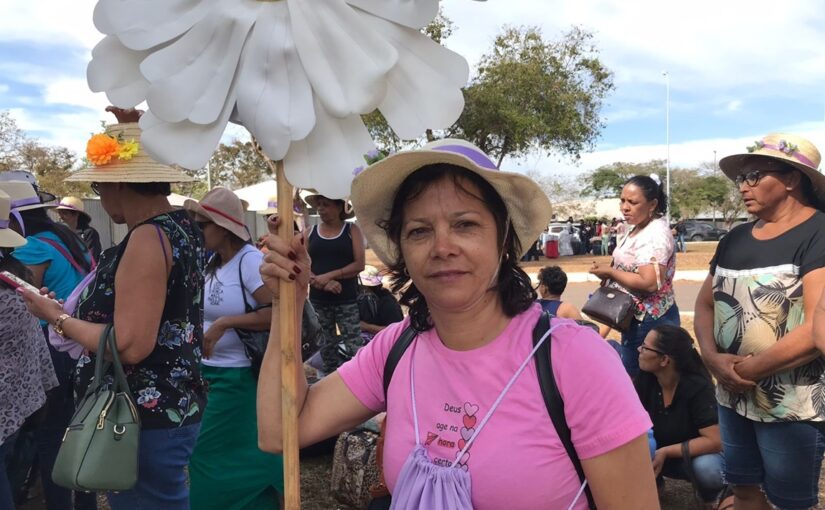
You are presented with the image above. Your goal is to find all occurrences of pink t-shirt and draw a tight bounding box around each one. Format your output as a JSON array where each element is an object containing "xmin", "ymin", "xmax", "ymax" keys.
[{"xmin": 338, "ymin": 303, "xmax": 651, "ymax": 510}]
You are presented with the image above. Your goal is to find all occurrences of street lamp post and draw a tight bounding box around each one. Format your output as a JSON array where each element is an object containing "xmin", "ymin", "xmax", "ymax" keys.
[{"xmin": 663, "ymin": 71, "xmax": 671, "ymax": 224}]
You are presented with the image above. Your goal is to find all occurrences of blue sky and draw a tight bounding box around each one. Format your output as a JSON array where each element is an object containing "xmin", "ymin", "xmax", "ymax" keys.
[{"xmin": 1, "ymin": 0, "xmax": 824, "ymax": 180}]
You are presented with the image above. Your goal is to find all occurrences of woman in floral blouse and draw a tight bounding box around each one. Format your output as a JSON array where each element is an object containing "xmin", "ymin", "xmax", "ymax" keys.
[
  {"xmin": 589, "ymin": 174, "xmax": 680, "ymax": 377},
  {"xmin": 21, "ymin": 108, "xmax": 206, "ymax": 510}
]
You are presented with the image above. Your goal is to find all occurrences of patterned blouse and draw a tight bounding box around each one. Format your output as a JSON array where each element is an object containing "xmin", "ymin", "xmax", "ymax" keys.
[
  {"xmin": 0, "ymin": 287, "xmax": 58, "ymax": 443},
  {"xmin": 710, "ymin": 212, "xmax": 825, "ymax": 422},
  {"xmin": 74, "ymin": 210, "xmax": 206, "ymax": 429},
  {"xmin": 609, "ymin": 217, "xmax": 677, "ymax": 321}
]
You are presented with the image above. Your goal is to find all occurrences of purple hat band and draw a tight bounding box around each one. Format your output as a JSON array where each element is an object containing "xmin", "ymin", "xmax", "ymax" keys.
[
  {"xmin": 10, "ymin": 196, "xmax": 41, "ymax": 209},
  {"xmin": 267, "ymin": 201, "xmax": 277, "ymax": 208},
  {"xmin": 58, "ymin": 203, "xmax": 83, "ymax": 212},
  {"xmin": 0, "ymin": 218, "xmax": 9, "ymax": 229},
  {"xmin": 759, "ymin": 142, "xmax": 817, "ymax": 168},
  {"xmin": 433, "ymin": 144, "xmax": 498, "ymax": 170}
]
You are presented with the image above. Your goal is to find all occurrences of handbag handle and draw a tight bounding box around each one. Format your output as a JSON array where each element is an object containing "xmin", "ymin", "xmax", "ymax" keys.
[{"xmin": 92, "ymin": 324, "xmax": 131, "ymax": 395}]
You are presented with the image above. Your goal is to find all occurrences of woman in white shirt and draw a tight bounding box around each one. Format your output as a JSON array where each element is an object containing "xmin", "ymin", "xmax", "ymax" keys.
[{"xmin": 184, "ymin": 187, "xmax": 283, "ymax": 510}]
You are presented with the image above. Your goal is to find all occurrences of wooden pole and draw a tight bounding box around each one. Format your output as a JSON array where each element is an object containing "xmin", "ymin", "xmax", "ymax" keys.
[{"xmin": 275, "ymin": 159, "xmax": 301, "ymax": 509}]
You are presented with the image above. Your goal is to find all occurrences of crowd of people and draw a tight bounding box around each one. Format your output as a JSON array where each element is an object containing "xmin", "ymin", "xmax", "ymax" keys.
[{"xmin": 1, "ymin": 111, "xmax": 825, "ymax": 510}]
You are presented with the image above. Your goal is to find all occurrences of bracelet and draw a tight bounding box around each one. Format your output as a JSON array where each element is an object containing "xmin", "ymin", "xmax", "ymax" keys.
[{"xmin": 53, "ymin": 313, "xmax": 71, "ymax": 337}]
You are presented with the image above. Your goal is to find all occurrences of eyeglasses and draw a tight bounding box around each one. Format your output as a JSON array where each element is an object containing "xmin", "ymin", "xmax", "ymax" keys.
[
  {"xmin": 90, "ymin": 182, "xmax": 101, "ymax": 196},
  {"xmin": 196, "ymin": 221, "xmax": 212, "ymax": 230},
  {"xmin": 638, "ymin": 344, "xmax": 666, "ymax": 356},
  {"xmin": 734, "ymin": 169, "xmax": 786, "ymax": 187}
]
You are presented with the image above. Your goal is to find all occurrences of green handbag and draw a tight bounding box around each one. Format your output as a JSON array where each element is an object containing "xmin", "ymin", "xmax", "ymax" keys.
[{"xmin": 52, "ymin": 324, "xmax": 141, "ymax": 491}]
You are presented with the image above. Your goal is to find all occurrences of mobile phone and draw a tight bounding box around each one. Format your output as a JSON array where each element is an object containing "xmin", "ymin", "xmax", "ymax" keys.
[{"xmin": 0, "ymin": 270, "xmax": 44, "ymax": 295}]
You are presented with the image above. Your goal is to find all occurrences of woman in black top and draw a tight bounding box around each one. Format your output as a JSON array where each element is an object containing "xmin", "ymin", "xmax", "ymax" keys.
[
  {"xmin": 635, "ymin": 325, "xmax": 725, "ymax": 507},
  {"xmin": 356, "ymin": 265, "xmax": 403, "ymax": 342},
  {"xmin": 21, "ymin": 109, "xmax": 206, "ymax": 510},
  {"xmin": 305, "ymin": 194, "xmax": 365, "ymax": 373}
]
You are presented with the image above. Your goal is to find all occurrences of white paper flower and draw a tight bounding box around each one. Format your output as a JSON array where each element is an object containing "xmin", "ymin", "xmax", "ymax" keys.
[{"xmin": 87, "ymin": 0, "xmax": 470, "ymax": 198}]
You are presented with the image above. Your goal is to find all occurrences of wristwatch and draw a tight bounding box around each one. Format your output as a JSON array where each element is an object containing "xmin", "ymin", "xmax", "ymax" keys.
[{"xmin": 53, "ymin": 313, "xmax": 71, "ymax": 337}]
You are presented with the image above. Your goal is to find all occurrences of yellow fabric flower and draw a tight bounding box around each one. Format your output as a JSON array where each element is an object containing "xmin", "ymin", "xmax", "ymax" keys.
[
  {"xmin": 86, "ymin": 133, "xmax": 120, "ymax": 166},
  {"xmin": 118, "ymin": 139, "xmax": 139, "ymax": 161}
]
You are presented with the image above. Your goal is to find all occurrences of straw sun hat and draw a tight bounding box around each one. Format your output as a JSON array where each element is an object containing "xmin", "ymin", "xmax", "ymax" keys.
[
  {"xmin": 0, "ymin": 190, "xmax": 27, "ymax": 248},
  {"xmin": 719, "ymin": 133, "xmax": 825, "ymax": 204},
  {"xmin": 55, "ymin": 196, "xmax": 91, "ymax": 221},
  {"xmin": 350, "ymin": 138, "xmax": 553, "ymax": 266},
  {"xmin": 66, "ymin": 108, "xmax": 193, "ymax": 183},
  {"xmin": 304, "ymin": 194, "xmax": 355, "ymax": 220},
  {"xmin": 0, "ymin": 181, "xmax": 56, "ymax": 213},
  {"xmin": 184, "ymin": 187, "xmax": 250, "ymax": 242}
]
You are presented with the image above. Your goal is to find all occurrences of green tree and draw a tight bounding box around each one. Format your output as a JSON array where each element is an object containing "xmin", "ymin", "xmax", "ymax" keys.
[
  {"xmin": 452, "ymin": 26, "xmax": 614, "ymax": 167},
  {"xmin": 177, "ymin": 140, "xmax": 271, "ymax": 199},
  {"xmin": 584, "ymin": 160, "xmax": 665, "ymax": 197}
]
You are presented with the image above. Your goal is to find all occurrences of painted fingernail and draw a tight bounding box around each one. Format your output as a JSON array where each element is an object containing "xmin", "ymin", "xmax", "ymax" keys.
[
  {"xmin": 288, "ymin": 251, "xmax": 297, "ymax": 261},
  {"xmin": 288, "ymin": 274, "xmax": 296, "ymax": 281},
  {"xmin": 293, "ymin": 265, "xmax": 302, "ymax": 275}
]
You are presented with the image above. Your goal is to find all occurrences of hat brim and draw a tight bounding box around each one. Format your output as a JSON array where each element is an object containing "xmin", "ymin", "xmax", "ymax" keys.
[
  {"xmin": 350, "ymin": 150, "xmax": 553, "ymax": 266},
  {"xmin": 183, "ymin": 199, "xmax": 250, "ymax": 241},
  {"xmin": 0, "ymin": 228, "xmax": 26, "ymax": 248},
  {"xmin": 15, "ymin": 203, "xmax": 56, "ymax": 212},
  {"xmin": 720, "ymin": 152, "xmax": 825, "ymax": 205},
  {"xmin": 65, "ymin": 165, "xmax": 194, "ymax": 183},
  {"xmin": 55, "ymin": 205, "xmax": 91, "ymax": 221}
]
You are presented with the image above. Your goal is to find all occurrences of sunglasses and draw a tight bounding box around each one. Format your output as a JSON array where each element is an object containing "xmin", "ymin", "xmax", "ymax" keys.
[
  {"xmin": 196, "ymin": 221, "xmax": 213, "ymax": 230},
  {"xmin": 734, "ymin": 169, "xmax": 787, "ymax": 187},
  {"xmin": 638, "ymin": 344, "xmax": 666, "ymax": 356},
  {"xmin": 90, "ymin": 182, "xmax": 101, "ymax": 196}
]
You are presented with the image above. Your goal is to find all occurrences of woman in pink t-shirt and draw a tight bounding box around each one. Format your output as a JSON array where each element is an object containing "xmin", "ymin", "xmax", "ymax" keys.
[{"xmin": 257, "ymin": 140, "xmax": 658, "ymax": 509}]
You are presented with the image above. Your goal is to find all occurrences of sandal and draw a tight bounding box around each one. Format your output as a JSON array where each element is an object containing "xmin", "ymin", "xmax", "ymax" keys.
[{"xmin": 714, "ymin": 485, "xmax": 735, "ymax": 510}]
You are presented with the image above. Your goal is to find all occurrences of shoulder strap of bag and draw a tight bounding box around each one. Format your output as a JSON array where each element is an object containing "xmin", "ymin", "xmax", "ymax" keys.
[
  {"xmin": 237, "ymin": 250, "xmax": 253, "ymax": 313},
  {"xmin": 39, "ymin": 236, "xmax": 90, "ymax": 275},
  {"xmin": 533, "ymin": 312, "xmax": 597, "ymax": 509},
  {"xmin": 382, "ymin": 325, "xmax": 417, "ymax": 400}
]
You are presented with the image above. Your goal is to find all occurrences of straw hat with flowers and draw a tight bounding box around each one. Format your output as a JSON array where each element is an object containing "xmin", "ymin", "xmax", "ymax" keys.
[
  {"xmin": 66, "ymin": 107, "xmax": 194, "ymax": 183},
  {"xmin": 719, "ymin": 133, "xmax": 825, "ymax": 205}
]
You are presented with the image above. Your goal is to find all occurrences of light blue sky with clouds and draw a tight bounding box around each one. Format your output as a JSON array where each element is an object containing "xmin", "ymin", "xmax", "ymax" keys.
[{"xmin": 1, "ymin": 0, "xmax": 824, "ymax": 180}]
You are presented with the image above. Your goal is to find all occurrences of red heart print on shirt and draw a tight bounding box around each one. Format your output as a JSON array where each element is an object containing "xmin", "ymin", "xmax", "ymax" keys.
[
  {"xmin": 462, "ymin": 414, "xmax": 477, "ymax": 428},
  {"xmin": 463, "ymin": 402, "xmax": 479, "ymax": 416}
]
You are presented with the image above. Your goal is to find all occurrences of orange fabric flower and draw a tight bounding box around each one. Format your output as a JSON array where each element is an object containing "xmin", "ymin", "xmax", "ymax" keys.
[{"xmin": 86, "ymin": 133, "xmax": 120, "ymax": 166}]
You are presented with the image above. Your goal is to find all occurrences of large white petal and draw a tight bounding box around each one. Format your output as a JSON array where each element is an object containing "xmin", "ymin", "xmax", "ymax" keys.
[
  {"xmin": 94, "ymin": 0, "xmax": 214, "ymax": 50},
  {"xmin": 87, "ymin": 35, "xmax": 150, "ymax": 108},
  {"xmin": 234, "ymin": 2, "xmax": 315, "ymax": 162},
  {"xmin": 360, "ymin": 13, "xmax": 468, "ymax": 139},
  {"xmin": 284, "ymin": 99, "xmax": 375, "ymax": 199},
  {"xmin": 141, "ymin": 2, "xmax": 259, "ymax": 125},
  {"xmin": 288, "ymin": 0, "xmax": 397, "ymax": 118},
  {"xmin": 345, "ymin": 0, "xmax": 438, "ymax": 29},
  {"xmin": 139, "ymin": 78, "xmax": 237, "ymax": 170}
]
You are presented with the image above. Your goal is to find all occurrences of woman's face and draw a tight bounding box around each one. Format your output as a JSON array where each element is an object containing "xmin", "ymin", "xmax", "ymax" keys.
[
  {"xmin": 197, "ymin": 219, "xmax": 226, "ymax": 252},
  {"xmin": 619, "ymin": 184, "xmax": 657, "ymax": 226},
  {"xmin": 315, "ymin": 197, "xmax": 343, "ymax": 224},
  {"xmin": 399, "ymin": 177, "xmax": 501, "ymax": 315},
  {"xmin": 57, "ymin": 209, "xmax": 79, "ymax": 227},
  {"xmin": 97, "ymin": 182, "xmax": 126, "ymax": 224},
  {"xmin": 637, "ymin": 330, "xmax": 667, "ymax": 373},
  {"xmin": 736, "ymin": 160, "xmax": 796, "ymax": 216}
]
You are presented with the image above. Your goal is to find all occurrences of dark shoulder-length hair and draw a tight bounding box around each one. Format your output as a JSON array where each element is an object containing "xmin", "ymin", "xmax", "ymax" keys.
[
  {"xmin": 377, "ymin": 164, "xmax": 536, "ymax": 332},
  {"xmin": 635, "ymin": 324, "xmax": 712, "ymax": 400},
  {"xmin": 0, "ymin": 248, "xmax": 33, "ymax": 289}
]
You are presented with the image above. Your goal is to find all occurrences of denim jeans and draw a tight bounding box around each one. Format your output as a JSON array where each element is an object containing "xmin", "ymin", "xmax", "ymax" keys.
[
  {"xmin": 719, "ymin": 405, "xmax": 825, "ymax": 509},
  {"xmin": 107, "ymin": 423, "xmax": 200, "ymax": 510},
  {"xmin": 620, "ymin": 305, "xmax": 680, "ymax": 378},
  {"xmin": 662, "ymin": 453, "xmax": 725, "ymax": 502},
  {"xmin": 0, "ymin": 432, "xmax": 18, "ymax": 510}
]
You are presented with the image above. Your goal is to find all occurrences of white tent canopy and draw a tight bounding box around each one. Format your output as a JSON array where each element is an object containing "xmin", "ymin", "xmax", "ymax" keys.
[{"xmin": 233, "ymin": 180, "xmax": 315, "ymax": 211}]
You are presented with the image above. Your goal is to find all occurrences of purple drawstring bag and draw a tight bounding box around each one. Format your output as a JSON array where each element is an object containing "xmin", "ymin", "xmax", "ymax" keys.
[{"xmin": 389, "ymin": 324, "xmax": 586, "ymax": 510}]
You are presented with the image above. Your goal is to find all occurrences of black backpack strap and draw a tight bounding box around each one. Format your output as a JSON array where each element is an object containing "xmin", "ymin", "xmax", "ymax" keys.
[
  {"xmin": 382, "ymin": 326, "xmax": 417, "ymax": 401},
  {"xmin": 237, "ymin": 250, "xmax": 253, "ymax": 313},
  {"xmin": 533, "ymin": 312, "xmax": 597, "ymax": 509}
]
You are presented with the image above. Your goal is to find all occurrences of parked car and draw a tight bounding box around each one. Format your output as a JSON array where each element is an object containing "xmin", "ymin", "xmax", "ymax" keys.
[{"xmin": 683, "ymin": 221, "xmax": 728, "ymax": 241}]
